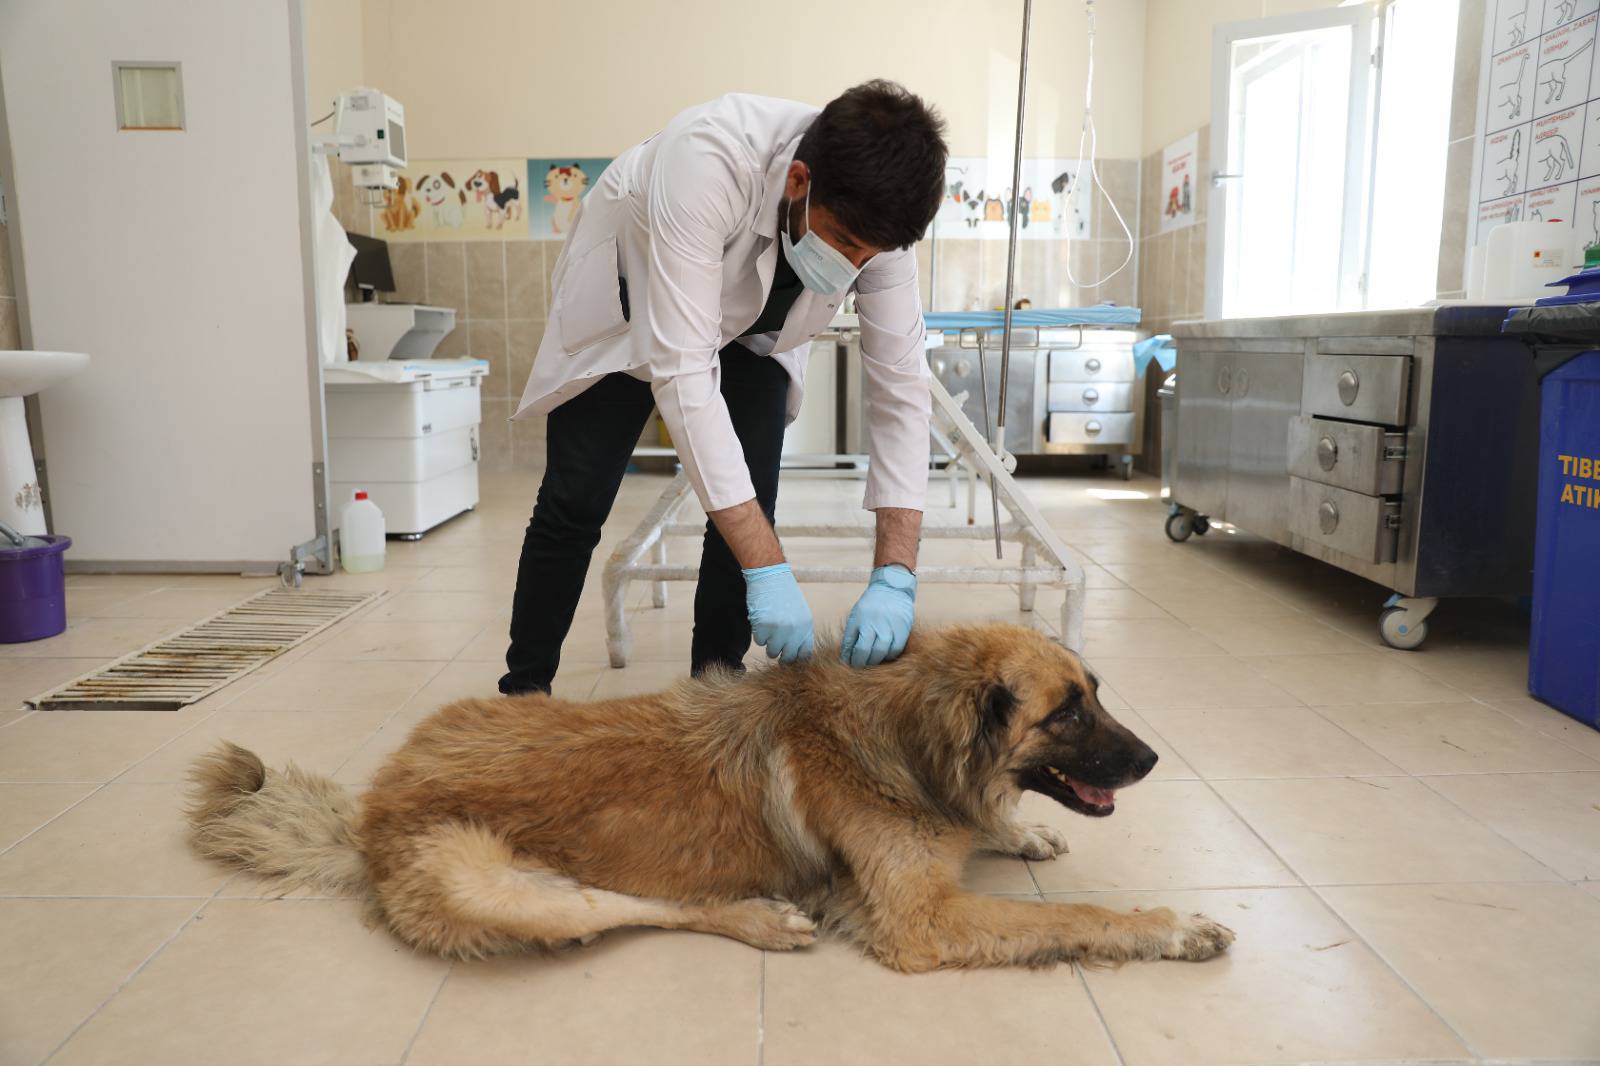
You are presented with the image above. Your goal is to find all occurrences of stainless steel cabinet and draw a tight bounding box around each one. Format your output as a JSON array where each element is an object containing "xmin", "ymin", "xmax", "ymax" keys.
[
  {"xmin": 1168, "ymin": 308, "xmax": 1539, "ymax": 650},
  {"xmin": 1172, "ymin": 343, "xmax": 1304, "ymax": 543}
]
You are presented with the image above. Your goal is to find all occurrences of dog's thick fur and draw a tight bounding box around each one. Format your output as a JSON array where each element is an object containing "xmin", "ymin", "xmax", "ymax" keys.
[{"xmin": 187, "ymin": 623, "xmax": 1233, "ymax": 971}]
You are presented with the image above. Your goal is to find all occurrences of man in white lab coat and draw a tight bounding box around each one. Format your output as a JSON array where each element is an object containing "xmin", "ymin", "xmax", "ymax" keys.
[{"xmin": 501, "ymin": 81, "xmax": 948, "ymax": 696}]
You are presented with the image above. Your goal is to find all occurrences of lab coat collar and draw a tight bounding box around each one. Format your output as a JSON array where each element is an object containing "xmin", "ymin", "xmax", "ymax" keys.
[{"xmin": 753, "ymin": 134, "xmax": 803, "ymax": 240}]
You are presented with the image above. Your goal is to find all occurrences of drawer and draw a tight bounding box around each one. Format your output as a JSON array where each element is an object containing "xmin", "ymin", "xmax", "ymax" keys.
[
  {"xmin": 1046, "ymin": 382, "xmax": 1134, "ymax": 412},
  {"xmin": 1289, "ymin": 477, "xmax": 1401, "ymax": 563},
  {"xmin": 1302, "ymin": 353, "xmax": 1410, "ymax": 425},
  {"xmin": 1047, "ymin": 411, "xmax": 1135, "ymax": 445},
  {"xmin": 1287, "ymin": 416, "xmax": 1406, "ymax": 495},
  {"xmin": 1049, "ymin": 348, "xmax": 1135, "ymax": 382}
]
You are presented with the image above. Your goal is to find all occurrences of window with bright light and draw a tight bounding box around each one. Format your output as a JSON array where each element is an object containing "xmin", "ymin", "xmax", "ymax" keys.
[{"xmin": 1214, "ymin": 0, "xmax": 1460, "ymax": 317}]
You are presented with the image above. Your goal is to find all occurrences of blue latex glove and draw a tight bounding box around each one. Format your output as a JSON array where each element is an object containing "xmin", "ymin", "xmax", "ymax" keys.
[
  {"xmin": 841, "ymin": 564, "xmax": 917, "ymax": 668},
  {"xmin": 742, "ymin": 563, "xmax": 815, "ymax": 664}
]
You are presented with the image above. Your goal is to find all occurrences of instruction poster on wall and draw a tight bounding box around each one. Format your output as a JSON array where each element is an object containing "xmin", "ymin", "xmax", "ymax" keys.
[
  {"xmin": 931, "ymin": 157, "xmax": 1093, "ymax": 240},
  {"xmin": 1159, "ymin": 132, "xmax": 1197, "ymax": 232},
  {"xmin": 1474, "ymin": 1, "xmax": 1600, "ymax": 264},
  {"xmin": 378, "ymin": 158, "xmax": 530, "ymax": 242}
]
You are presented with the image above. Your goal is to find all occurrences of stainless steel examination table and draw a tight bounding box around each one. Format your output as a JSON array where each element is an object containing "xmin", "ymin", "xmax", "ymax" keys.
[{"xmin": 1165, "ymin": 305, "xmax": 1539, "ymax": 650}]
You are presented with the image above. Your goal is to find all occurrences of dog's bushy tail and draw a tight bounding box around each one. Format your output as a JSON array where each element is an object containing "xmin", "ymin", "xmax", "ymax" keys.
[{"xmin": 186, "ymin": 742, "xmax": 367, "ymax": 896}]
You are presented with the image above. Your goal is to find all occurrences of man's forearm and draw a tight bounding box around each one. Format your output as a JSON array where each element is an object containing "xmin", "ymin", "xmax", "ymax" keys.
[
  {"xmin": 873, "ymin": 507, "xmax": 922, "ymax": 571},
  {"xmin": 708, "ymin": 498, "xmax": 785, "ymax": 569}
]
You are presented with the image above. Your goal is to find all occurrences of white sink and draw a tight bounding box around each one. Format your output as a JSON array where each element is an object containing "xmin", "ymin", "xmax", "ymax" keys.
[
  {"xmin": 0, "ymin": 350, "xmax": 90, "ymax": 536},
  {"xmin": 0, "ymin": 350, "xmax": 90, "ymax": 397}
]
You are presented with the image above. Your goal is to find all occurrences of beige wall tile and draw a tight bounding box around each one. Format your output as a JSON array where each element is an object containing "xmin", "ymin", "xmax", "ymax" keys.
[
  {"xmin": 929, "ymin": 237, "xmax": 981, "ymax": 311},
  {"xmin": 1140, "ymin": 147, "xmax": 1162, "ymax": 238},
  {"xmin": 1436, "ymin": 136, "xmax": 1475, "ymax": 296},
  {"xmin": 1094, "ymin": 158, "xmax": 1140, "ymax": 241},
  {"xmin": 433, "ymin": 322, "xmax": 468, "ymax": 359},
  {"xmin": 505, "ymin": 240, "xmax": 546, "ymax": 319},
  {"xmin": 1450, "ymin": 0, "xmax": 1487, "ymax": 144},
  {"xmin": 1185, "ymin": 223, "xmax": 1208, "ymax": 316},
  {"xmin": 465, "ymin": 242, "xmax": 506, "ymax": 319},
  {"xmin": 1171, "ymin": 227, "xmax": 1192, "ymax": 317},
  {"xmin": 386, "ymin": 242, "xmax": 425, "ymax": 303},
  {"xmin": 1194, "ymin": 123, "xmax": 1211, "ymax": 223},
  {"xmin": 466, "ymin": 318, "xmax": 509, "ymax": 399},
  {"xmin": 424, "ymin": 241, "xmax": 467, "ymax": 318},
  {"xmin": 0, "ymin": 221, "xmax": 13, "ymax": 298},
  {"xmin": 0, "ymin": 297, "xmax": 19, "ymax": 349},
  {"xmin": 478, "ymin": 398, "xmax": 513, "ymax": 473},
  {"xmin": 507, "ymin": 317, "xmax": 544, "ymax": 398},
  {"xmin": 540, "ymin": 240, "xmax": 561, "ymax": 308}
]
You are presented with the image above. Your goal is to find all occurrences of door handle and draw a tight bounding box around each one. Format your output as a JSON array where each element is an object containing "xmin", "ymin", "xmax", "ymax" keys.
[{"xmin": 1211, "ymin": 170, "xmax": 1244, "ymax": 187}]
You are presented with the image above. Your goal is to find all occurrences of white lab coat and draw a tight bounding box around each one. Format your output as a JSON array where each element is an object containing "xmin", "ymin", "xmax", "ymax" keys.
[{"xmin": 511, "ymin": 93, "xmax": 932, "ymax": 514}]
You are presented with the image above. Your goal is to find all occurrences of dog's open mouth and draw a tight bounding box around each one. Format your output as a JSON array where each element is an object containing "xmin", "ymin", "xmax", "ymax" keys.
[{"xmin": 1022, "ymin": 765, "xmax": 1118, "ymax": 817}]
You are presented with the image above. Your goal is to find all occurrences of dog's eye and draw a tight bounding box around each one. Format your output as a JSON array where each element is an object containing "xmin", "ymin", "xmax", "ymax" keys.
[{"xmin": 1042, "ymin": 702, "xmax": 1083, "ymax": 728}]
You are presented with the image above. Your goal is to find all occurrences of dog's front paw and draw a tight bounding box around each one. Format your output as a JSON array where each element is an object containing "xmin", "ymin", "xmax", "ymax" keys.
[
  {"xmin": 715, "ymin": 898, "xmax": 818, "ymax": 951},
  {"xmin": 1010, "ymin": 822, "xmax": 1070, "ymax": 861},
  {"xmin": 1161, "ymin": 911, "xmax": 1235, "ymax": 961}
]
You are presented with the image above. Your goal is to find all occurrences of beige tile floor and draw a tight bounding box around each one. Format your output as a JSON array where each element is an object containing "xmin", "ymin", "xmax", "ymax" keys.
[{"xmin": 2, "ymin": 469, "xmax": 1598, "ymax": 1065}]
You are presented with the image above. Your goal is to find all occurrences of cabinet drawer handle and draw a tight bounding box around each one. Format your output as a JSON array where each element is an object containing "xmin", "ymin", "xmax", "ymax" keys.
[
  {"xmin": 1337, "ymin": 369, "xmax": 1360, "ymax": 406},
  {"xmin": 1217, "ymin": 367, "xmax": 1232, "ymax": 395},
  {"xmin": 1082, "ymin": 387, "xmax": 1100, "ymax": 405},
  {"xmin": 1085, "ymin": 358, "xmax": 1102, "ymax": 373},
  {"xmin": 1085, "ymin": 420, "xmax": 1103, "ymax": 436},
  {"xmin": 1318, "ymin": 500, "xmax": 1340, "ymax": 534},
  {"xmin": 1316, "ymin": 436, "xmax": 1338, "ymax": 470}
]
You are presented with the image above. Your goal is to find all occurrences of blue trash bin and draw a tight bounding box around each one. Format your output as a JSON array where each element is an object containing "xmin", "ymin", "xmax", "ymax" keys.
[{"xmin": 1528, "ymin": 349, "xmax": 1600, "ymax": 728}]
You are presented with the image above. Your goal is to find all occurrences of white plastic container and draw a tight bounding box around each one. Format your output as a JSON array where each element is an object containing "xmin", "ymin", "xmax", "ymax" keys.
[
  {"xmin": 1465, "ymin": 242, "xmax": 1488, "ymax": 300},
  {"xmin": 1483, "ymin": 219, "xmax": 1569, "ymax": 302},
  {"xmin": 339, "ymin": 490, "xmax": 386, "ymax": 573}
]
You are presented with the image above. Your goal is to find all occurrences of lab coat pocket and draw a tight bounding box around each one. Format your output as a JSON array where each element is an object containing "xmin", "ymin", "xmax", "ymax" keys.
[{"xmin": 557, "ymin": 235, "xmax": 630, "ymax": 354}]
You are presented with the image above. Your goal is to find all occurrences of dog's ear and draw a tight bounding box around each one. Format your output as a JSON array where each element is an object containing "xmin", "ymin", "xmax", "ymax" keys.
[
  {"xmin": 975, "ymin": 683, "xmax": 1016, "ymax": 755},
  {"xmin": 441, "ymin": 172, "xmax": 454, "ymax": 187},
  {"xmin": 487, "ymin": 171, "xmax": 501, "ymax": 194},
  {"xmin": 417, "ymin": 174, "xmax": 431, "ymax": 189}
]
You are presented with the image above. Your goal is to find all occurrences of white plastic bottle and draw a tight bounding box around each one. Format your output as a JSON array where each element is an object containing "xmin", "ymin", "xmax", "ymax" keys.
[{"xmin": 339, "ymin": 490, "xmax": 386, "ymax": 573}]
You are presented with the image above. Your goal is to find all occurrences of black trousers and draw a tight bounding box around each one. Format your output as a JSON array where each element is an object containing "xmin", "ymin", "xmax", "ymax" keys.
[{"xmin": 500, "ymin": 343, "xmax": 790, "ymax": 695}]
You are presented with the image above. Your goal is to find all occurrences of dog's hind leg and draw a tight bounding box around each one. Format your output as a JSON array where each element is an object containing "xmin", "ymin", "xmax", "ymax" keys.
[{"xmin": 378, "ymin": 822, "xmax": 816, "ymax": 958}]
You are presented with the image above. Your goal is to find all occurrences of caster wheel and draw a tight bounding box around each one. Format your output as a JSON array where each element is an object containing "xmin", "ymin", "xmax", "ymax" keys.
[
  {"xmin": 1379, "ymin": 606, "xmax": 1428, "ymax": 650},
  {"xmin": 1165, "ymin": 512, "xmax": 1194, "ymax": 542},
  {"xmin": 1119, "ymin": 456, "xmax": 1134, "ymax": 481},
  {"xmin": 277, "ymin": 562, "xmax": 303, "ymax": 589},
  {"xmin": 1193, "ymin": 515, "xmax": 1211, "ymax": 536}
]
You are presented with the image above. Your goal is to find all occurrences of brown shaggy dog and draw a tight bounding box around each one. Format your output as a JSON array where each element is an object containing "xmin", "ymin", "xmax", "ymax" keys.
[{"xmin": 187, "ymin": 623, "xmax": 1234, "ymax": 972}]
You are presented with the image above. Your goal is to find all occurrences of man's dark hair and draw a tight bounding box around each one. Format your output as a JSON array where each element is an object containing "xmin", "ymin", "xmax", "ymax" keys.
[{"xmin": 795, "ymin": 80, "xmax": 948, "ymax": 250}]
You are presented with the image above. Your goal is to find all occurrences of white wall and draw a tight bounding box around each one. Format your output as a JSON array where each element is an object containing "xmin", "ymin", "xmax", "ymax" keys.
[
  {"xmin": 307, "ymin": 0, "xmax": 366, "ymax": 118},
  {"xmin": 0, "ymin": 0, "xmax": 318, "ymax": 566},
  {"xmin": 354, "ymin": 0, "xmax": 1148, "ymax": 161},
  {"xmin": 1141, "ymin": 0, "xmax": 1350, "ymax": 156}
]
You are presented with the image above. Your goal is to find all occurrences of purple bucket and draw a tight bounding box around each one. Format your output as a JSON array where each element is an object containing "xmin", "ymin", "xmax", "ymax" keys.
[{"xmin": 0, "ymin": 534, "xmax": 71, "ymax": 643}]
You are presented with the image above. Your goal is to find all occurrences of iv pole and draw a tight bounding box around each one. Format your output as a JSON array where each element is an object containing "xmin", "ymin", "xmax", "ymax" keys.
[{"xmin": 990, "ymin": 0, "xmax": 1033, "ymax": 558}]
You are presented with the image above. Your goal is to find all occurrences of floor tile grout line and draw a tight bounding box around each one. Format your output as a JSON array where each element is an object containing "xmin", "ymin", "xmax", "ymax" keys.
[
  {"xmin": 37, "ymin": 879, "xmax": 230, "ymax": 1065},
  {"xmin": 1075, "ymin": 966, "xmax": 1128, "ymax": 1066},
  {"xmin": 1407, "ymin": 772, "xmax": 1576, "ymax": 884},
  {"xmin": 397, "ymin": 959, "xmax": 454, "ymax": 1065},
  {"xmin": 1303, "ymin": 882, "xmax": 1487, "ymax": 1063},
  {"xmin": 1197, "ymin": 754, "xmax": 1488, "ymax": 1062},
  {"xmin": 0, "ymin": 777, "xmax": 118, "ymax": 863},
  {"xmin": 1468, "ymin": 691, "xmax": 1600, "ymax": 764},
  {"xmin": 755, "ymin": 950, "xmax": 766, "ymax": 1066},
  {"xmin": 325, "ymin": 659, "xmax": 455, "ymax": 781}
]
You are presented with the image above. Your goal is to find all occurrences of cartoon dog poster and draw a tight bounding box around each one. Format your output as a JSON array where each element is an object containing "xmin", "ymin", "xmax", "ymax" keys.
[
  {"xmin": 380, "ymin": 159, "xmax": 530, "ymax": 241},
  {"xmin": 527, "ymin": 158, "xmax": 612, "ymax": 239},
  {"xmin": 929, "ymin": 158, "xmax": 1093, "ymax": 241}
]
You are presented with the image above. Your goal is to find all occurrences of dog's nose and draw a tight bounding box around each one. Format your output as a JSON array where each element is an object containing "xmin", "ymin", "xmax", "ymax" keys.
[{"xmin": 1132, "ymin": 744, "xmax": 1159, "ymax": 780}]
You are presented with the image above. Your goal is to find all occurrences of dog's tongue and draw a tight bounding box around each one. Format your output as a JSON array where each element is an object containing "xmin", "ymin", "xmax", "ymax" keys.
[{"xmin": 1068, "ymin": 779, "xmax": 1117, "ymax": 807}]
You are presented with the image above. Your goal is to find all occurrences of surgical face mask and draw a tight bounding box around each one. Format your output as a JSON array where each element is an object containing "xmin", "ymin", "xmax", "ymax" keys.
[{"xmin": 780, "ymin": 186, "xmax": 862, "ymax": 294}]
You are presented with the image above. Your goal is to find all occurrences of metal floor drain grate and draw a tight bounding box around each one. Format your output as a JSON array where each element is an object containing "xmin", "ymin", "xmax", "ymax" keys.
[{"xmin": 29, "ymin": 587, "xmax": 383, "ymax": 711}]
